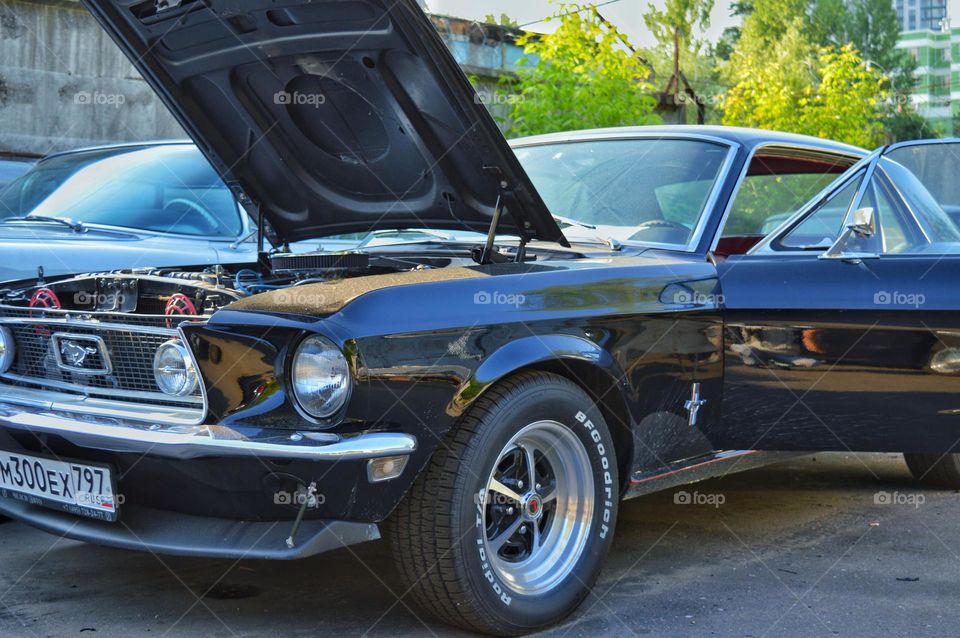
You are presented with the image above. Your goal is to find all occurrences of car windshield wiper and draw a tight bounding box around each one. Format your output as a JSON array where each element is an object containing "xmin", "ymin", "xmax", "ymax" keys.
[
  {"xmin": 356, "ymin": 228, "xmax": 457, "ymax": 249},
  {"xmin": 552, "ymin": 216, "xmax": 623, "ymax": 251},
  {"xmin": 3, "ymin": 215, "xmax": 85, "ymax": 232},
  {"xmin": 552, "ymin": 215, "xmax": 597, "ymax": 230}
]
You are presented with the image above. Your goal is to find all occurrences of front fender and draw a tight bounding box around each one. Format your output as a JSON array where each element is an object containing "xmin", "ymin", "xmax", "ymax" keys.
[{"xmin": 449, "ymin": 334, "xmax": 627, "ymax": 417}]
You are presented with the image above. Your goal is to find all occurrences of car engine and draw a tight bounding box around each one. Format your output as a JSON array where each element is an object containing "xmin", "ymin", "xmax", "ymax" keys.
[{"xmin": 0, "ymin": 250, "xmax": 468, "ymax": 319}]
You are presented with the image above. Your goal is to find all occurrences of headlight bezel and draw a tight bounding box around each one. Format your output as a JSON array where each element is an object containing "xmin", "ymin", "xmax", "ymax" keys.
[
  {"xmin": 289, "ymin": 334, "xmax": 353, "ymax": 424},
  {"xmin": 153, "ymin": 339, "xmax": 200, "ymax": 398}
]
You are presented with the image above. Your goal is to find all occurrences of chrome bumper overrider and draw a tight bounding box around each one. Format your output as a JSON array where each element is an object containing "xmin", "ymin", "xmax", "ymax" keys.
[{"xmin": 0, "ymin": 398, "xmax": 417, "ymax": 462}]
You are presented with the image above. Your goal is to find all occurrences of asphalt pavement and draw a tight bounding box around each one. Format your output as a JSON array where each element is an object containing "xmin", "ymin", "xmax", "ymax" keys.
[{"xmin": 0, "ymin": 453, "xmax": 956, "ymax": 637}]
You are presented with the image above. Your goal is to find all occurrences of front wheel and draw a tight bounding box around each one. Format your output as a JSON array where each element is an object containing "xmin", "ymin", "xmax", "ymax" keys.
[{"xmin": 389, "ymin": 372, "xmax": 619, "ymax": 636}]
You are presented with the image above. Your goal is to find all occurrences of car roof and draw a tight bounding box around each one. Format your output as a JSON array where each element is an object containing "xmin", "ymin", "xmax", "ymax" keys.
[
  {"xmin": 42, "ymin": 127, "xmax": 865, "ymax": 166},
  {"xmin": 509, "ymin": 125, "xmax": 867, "ymax": 158},
  {"xmin": 40, "ymin": 140, "xmax": 195, "ymax": 162}
]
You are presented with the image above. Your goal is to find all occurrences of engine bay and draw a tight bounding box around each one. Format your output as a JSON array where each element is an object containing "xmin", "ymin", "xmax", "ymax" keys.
[{"xmin": 0, "ymin": 249, "xmax": 483, "ymax": 318}]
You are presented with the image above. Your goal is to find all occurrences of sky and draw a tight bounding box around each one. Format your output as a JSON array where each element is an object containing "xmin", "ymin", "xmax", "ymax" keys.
[{"xmin": 423, "ymin": 0, "xmax": 741, "ymax": 49}]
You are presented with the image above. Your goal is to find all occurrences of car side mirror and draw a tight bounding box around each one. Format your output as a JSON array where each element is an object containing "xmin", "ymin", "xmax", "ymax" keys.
[
  {"xmin": 849, "ymin": 207, "xmax": 877, "ymax": 238},
  {"xmin": 820, "ymin": 207, "xmax": 879, "ymax": 260}
]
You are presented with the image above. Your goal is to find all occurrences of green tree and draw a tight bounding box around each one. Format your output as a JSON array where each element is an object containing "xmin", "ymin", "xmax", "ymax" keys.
[
  {"xmin": 723, "ymin": 0, "xmax": 924, "ymax": 142},
  {"xmin": 505, "ymin": 4, "xmax": 661, "ymax": 137},
  {"xmin": 722, "ymin": 18, "xmax": 815, "ymax": 129},
  {"xmin": 483, "ymin": 13, "xmax": 518, "ymax": 28},
  {"xmin": 723, "ymin": 29, "xmax": 890, "ymax": 148},
  {"xmin": 643, "ymin": 0, "xmax": 714, "ymax": 54},
  {"xmin": 741, "ymin": 0, "xmax": 808, "ymax": 43},
  {"xmin": 643, "ymin": 0, "xmax": 724, "ymax": 123},
  {"xmin": 714, "ymin": 1, "xmax": 752, "ymax": 60},
  {"xmin": 890, "ymin": 108, "xmax": 941, "ymax": 142},
  {"xmin": 798, "ymin": 46, "xmax": 891, "ymax": 146},
  {"xmin": 810, "ymin": 0, "xmax": 916, "ymax": 95}
]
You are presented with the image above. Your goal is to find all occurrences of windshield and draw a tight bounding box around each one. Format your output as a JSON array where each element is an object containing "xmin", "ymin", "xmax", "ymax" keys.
[
  {"xmin": 0, "ymin": 145, "xmax": 243, "ymax": 238},
  {"xmin": 513, "ymin": 138, "xmax": 731, "ymax": 247},
  {"xmin": 0, "ymin": 159, "xmax": 35, "ymax": 190}
]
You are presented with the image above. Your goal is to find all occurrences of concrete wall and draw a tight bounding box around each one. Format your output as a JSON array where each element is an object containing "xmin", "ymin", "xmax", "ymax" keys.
[
  {"xmin": 0, "ymin": 0, "xmax": 184, "ymax": 157},
  {"xmin": 0, "ymin": 1, "xmax": 526, "ymax": 158}
]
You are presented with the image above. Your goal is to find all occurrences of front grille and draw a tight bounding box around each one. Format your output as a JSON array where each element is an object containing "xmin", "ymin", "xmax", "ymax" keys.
[
  {"xmin": 0, "ymin": 306, "xmax": 189, "ymax": 329},
  {"xmin": 0, "ymin": 305, "xmax": 206, "ymax": 409}
]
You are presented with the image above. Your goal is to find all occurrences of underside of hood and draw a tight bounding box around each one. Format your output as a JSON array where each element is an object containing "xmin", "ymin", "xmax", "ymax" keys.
[{"xmin": 81, "ymin": 0, "xmax": 567, "ymax": 246}]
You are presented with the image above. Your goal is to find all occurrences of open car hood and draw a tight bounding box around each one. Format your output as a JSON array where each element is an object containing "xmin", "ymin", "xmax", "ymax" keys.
[{"xmin": 81, "ymin": 0, "xmax": 566, "ymax": 245}]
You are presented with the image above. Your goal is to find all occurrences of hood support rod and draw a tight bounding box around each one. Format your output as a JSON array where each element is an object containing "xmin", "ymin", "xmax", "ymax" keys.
[
  {"xmin": 478, "ymin": 194, "xmax": 504, "ymax": 265},
  {"xmin": 475, "ymin": 194, "xmax": 527, "ymax": 265}
]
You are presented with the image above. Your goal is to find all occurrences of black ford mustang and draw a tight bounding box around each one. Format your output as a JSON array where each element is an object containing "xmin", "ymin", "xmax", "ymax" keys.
[{"xmin": 0, "ymin": 1, "xmax": 958, "ymax": 635}]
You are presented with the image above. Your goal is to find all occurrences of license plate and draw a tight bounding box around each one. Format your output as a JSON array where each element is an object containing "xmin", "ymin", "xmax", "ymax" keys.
[{"xmin": 0, "ymin": 451, "xmax": 118, "ymax": 522}]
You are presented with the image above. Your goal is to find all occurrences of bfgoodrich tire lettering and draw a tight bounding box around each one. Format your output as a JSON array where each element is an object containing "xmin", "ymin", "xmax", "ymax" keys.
[{"xmin": 388, "ymin": 371, "xmax": 619, "ymax": 636}]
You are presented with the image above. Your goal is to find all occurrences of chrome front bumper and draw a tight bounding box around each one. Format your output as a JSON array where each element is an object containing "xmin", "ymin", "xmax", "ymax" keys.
[{"xmin": 0, "ymin": 399, "xmax": 417, "ymax": 462}]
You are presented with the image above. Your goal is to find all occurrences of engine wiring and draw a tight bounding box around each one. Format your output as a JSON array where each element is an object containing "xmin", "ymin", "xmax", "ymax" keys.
[{"xmin": 234, "ymin": 269, "xmax": 289, "ymax": 295}]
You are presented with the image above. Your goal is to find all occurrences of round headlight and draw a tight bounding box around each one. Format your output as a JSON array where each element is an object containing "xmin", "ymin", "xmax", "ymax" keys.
[
  {"xmin": 0, "ymin": 326, "xmax": 14, "ymax": 374},
  {"xmin": 153, "ymin": 339, "xmax": 199, "ymax": 397},
  {"xmin": 291, "ymin": 335, "xmax": 351, "ymax": 420}
]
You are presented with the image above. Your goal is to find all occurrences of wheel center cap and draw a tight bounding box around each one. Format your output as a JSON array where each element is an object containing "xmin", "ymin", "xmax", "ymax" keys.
[{"xmin": 522, "ymin": 493, "xmax": 543, "ymax": 520}]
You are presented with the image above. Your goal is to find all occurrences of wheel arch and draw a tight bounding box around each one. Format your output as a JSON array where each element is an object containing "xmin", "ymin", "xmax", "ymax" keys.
[{"xmin": 448, "ymin": 334, "xmax": 635, "ymax": 492}]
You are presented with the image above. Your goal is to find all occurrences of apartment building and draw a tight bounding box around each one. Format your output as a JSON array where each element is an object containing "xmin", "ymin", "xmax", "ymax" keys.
[{"xmin": 896, "ymin": 0, "xmax": 957, "ymax": 134}]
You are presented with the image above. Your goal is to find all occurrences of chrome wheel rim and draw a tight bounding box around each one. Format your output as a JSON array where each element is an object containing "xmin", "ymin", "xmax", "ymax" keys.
[{"xmin": 481, "ymin": 420, "xmax": 594, "ymax": 596}]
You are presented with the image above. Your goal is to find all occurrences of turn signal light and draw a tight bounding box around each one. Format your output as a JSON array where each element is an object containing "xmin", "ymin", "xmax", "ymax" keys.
[{"xmin": 367, "ymin": 455, "xmax": 409, "ymax": 483}]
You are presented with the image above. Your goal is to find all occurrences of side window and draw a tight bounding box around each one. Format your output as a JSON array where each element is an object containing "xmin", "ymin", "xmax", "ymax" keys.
[
  {"xmin": 863, "ymin": 177, "xmax": 911, "ymax": 254},
  {"xmin": 780, "ymin": 173, "xmax": 864, "ymax": 249},
  {"xmin": 880, "ymin": 148, "xmax": 960, "ymax": 255},
  {"xmin": 886, "ymin": 142, "xmax": 960, "ymax": 218},
  {"xmin": 724, "ymin": 172, "xmax": 840, "ymax": 237},
  {"xmin": 721, "ymin": 151, "xmax": 856, "ymax": 238}
]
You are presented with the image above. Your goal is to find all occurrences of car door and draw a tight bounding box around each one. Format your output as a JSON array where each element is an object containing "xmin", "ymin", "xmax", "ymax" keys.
[{"xmin": 709, "ymin": 142, "xmax": 960, "ymax": 455}]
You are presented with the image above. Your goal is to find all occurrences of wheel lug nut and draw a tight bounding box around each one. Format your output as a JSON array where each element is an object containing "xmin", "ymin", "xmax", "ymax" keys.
[
  {"xmin": 518, "ymin": 481, "xmax": 524, "ymax": 489},
  {"xmin": 520, "ymin": 525, "xmax": 527, "ymax": 534},
  {"xmin": 506, "ymin": 507, "xmax": 514, "ymax": 515},
  {"xmin": 536, "ymin": 483, "xmax": 541, "ymax": 491}
]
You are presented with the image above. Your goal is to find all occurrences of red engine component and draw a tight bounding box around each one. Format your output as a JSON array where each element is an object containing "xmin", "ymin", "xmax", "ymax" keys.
[
  {"xmin": 29, "ymin": 288, "xmax": 62, "ymax": 336},
  {"xmin": 165, "ymin": 293, "xmax": 198, "ymax": 328},
  {"xmin": 29, "ymin": 288, "xmax": 61, "ymax": 310}
]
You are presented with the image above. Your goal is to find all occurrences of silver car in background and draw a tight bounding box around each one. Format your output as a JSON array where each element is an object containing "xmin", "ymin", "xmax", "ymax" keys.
[
  {"xmin": 0, "ymin": 142, "xmax": 258, "ymax": 283},
  {"xmin": 0, "ymin": 156, "xmax": 37, "ymax": 191}
]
